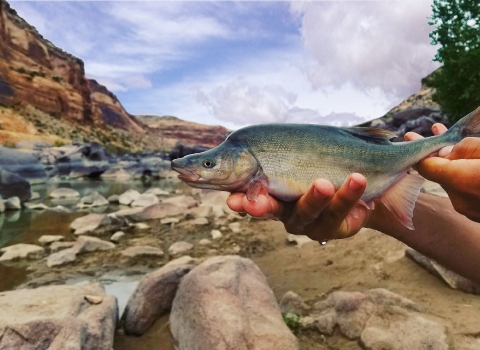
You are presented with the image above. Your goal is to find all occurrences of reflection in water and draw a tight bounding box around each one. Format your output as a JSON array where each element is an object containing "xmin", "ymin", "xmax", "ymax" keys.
[
  {"xmin": 0, "ymin": 263, "xmax": 27, "ymax": 292},
  {"xmin": 104, "ymin": 281, "xmax": 139, "ymax": 316}
]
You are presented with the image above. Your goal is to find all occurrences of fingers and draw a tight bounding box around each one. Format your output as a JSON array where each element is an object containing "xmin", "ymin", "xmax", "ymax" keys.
[
  {"xmin": 415, "ymin": 156, "xmax": 453, "ymax": 185},
  {"xmin": 227, "ymin": 192, "xmax": 285, "ymax": 219},
  {"xmin": 285, "ymin": 179, "xmax": 336, "ymax": 228},
  {"xmin": 324, "ymin": 173, "xmax": 367, "ymax": 226},
  {"xmin": 404, "ymin": 132, "xmax": 423, "ymax": 141},
  {"xmin": 432, "ymin": 123, "xmax": 448, "ymax": 135}
]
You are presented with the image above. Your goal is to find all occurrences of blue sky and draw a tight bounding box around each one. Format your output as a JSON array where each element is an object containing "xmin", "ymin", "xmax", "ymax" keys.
[{"xmin": 10, "ymin": 1, "xmax": 439, "ymax": 129}]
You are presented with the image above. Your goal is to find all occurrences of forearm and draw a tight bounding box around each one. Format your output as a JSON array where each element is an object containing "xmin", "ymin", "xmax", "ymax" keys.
[{"xmin": 367, "ymin": 193, "xmax": 480, "ymax": 284}]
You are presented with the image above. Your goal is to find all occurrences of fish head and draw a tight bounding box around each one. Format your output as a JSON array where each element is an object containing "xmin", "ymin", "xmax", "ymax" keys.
[{"xmin": 171, "ymin": 142, "xmax": 258, "ymax": 191}]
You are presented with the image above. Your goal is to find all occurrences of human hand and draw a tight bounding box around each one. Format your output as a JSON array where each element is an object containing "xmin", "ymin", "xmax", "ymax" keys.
[
  {"xmin": 405, "ymin": 124, "xmax": 480, "ymax": 222},
  {"xmin": 226, "ymin": 173, "xmax": 373, "ymax": 242}
]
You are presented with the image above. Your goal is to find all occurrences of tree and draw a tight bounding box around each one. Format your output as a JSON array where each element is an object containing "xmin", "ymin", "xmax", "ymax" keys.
[{"xmin": 428, "ymin": 0, "xmax": 480, "ymax": 123}]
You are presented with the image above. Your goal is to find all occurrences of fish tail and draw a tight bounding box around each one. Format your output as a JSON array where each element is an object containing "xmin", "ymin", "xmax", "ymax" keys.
[{"xmin": 446, "ymin": 106, "xmax": 480, "ymax": 140}]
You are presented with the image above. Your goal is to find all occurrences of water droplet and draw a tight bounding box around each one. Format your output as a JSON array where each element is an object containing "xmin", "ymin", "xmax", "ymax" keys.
[{"xmin": 321, "ymin": 241, "xmax": 327, "ymax": 246}]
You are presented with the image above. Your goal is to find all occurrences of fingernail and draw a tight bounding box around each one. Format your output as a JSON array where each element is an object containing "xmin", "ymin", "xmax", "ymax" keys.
[
  {"xmin": 349, "ymin": 179, "xmax": 362, "ymax": 191},
  {"xmin": 432, "ymin": 125, "xmax": 438, "ymax": 134},
  {"xmin": 313, "ymin": 188, "xmax": 324, "ymax": 199},
  {"xmin": 438, "ymin": 145, "xmax": 453, "ymax": 157}
]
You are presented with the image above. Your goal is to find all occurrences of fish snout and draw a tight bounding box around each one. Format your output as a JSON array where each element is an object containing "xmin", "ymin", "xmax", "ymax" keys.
[{"xmin": 171, "ymin": 158, "xmax": 200, "ymax": 181}]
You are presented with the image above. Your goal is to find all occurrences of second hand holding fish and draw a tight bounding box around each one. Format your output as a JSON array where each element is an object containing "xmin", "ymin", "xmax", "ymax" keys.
[{"xmin": 227, "ymin": 173, "xmax": 372, "ymax": 242}]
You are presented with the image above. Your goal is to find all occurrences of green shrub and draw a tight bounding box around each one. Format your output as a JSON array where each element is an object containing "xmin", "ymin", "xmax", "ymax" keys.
[
  {"xmin": 52, "ymin": 76, "xmax": 62, "ymax": 83},
  {"xmin": 53, "ymin": 140, "xmax": 65, "ymax": 147},
  {"xmin": 282, "ymin": 313, "xmax": 302, "ymax": 332},
  {"xmin": 3, "ymin": 141, "xmax": 16, "ymax": 148}
]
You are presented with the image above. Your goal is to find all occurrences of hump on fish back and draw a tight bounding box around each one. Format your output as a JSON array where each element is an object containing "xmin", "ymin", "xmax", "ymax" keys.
[{"xmin": 341, "ymin": 127, "xmax": 397, "ymax": 145}]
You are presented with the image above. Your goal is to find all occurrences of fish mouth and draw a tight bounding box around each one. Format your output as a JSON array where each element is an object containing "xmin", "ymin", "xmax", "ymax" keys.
[{"xmin": 171, "ymin": 163, "xmax": 201, "ymax": 182}]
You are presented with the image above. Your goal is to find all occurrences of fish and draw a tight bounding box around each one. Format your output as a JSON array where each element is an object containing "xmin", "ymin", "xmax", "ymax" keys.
[{"xmin": 171, "ymin": 107, "xmax": 480, "ymax": 229}]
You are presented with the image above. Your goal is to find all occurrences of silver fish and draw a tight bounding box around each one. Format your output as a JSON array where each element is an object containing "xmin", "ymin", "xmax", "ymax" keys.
[{"xmin": 171, "ymin": 107, "xmax": 480, "ymax": 229}]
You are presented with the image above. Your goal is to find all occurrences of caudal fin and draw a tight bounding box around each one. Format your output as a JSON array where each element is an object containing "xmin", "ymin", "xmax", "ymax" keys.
[{"xmin": 448, "ymin": 106, "xmax": 480, "ymax": 139}]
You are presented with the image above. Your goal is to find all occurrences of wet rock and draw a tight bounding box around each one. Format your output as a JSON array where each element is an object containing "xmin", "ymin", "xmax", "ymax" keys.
[
  {"xmin": 162, "ymin": 195, "xmax": 197, "ymax": 209},
  {"xmin": 110, "ymin": 231, "xmax": 125, "ymax": 243},
  {"xmin": 170, "ymin": 256, "xmax": 299, "ymax": 350},
  {"xmin": 77, "ymin": 191, "xmax": 109, "ymax": 208},
  {"xmin": 50, "ymin": 205, "xmax": 71, "ymax": 213},
  {"xmin": 50, "ymin": 241, "xmax": 75, "ymax": 253},
  {"xmin": 107, "ymin": 194, "xmax": 120, "ymax": 203},
  {"xmin": 122, "ymin": 259, "xmax": 194, "ymax": 335},
  {"xmin": 121, "ymin": 246, "xmax": 164, "ymax": 258},
  {"xmin": 279, "ymin": 291, "xmax": 311, "ymax": 316},
  {"xmin": 75, "ymin": 236, "xmax": 115, "ymax": 254},
  {"xmin": 0, "ymin": 283, "xmax": 117, "ymax": 349},
  {"xmin": 38, "ymin": 235, "xmax": 64, "ymax": 245},
  {"xmin": 228, "ymin": 222, "xmax": 241, "ymax": 233},
  {"xmin": 49, "ymin": 187, "xmax": 80, "ymax": 199},
  {"xmin": 199, "ymin": 191, "xmax": 229, "ymax": 207},
  {"xmin": 131, "ymin": 193, "xmax": 159, "ymax": 207},
  {"xmin": 24, "ymin": 202, "xmax": 49, "ymax": 210},
  {"xmin": 0, "ymin": 244, "xmax": 44, "ymax": 262},
  {"xmin": 0, "ymin": 147, "xmax": 47, "ymax": 184},
  {"xmin": 135, "ymin": 222, "xmax": 150, "ymax": 230},
  {"xmin": 406, "ymin": 248, "xmax": 480, "ymax": 294},
  {"xmin": 169, "ymin": 241, "xmax": 194, "ymax": 257},
  {"xmin": 119, "ymin": 189, "xmax": 141, "ymax": 205},
  {"xmin": 70, "ymin": 213, "xmax": 124, "ymax": 235},
  {"xmin": 287, "ymin": 234, "xmax": 314, "ymax": 248},
  {"xmin": 5, "ymin": 196, "xmax": 21, "ymax": 210},
  {"xmin": 144, "ymin": 188, "xmax": 169, "ymax": 196},
  {"xmin": 47, "ymin": 247, "xmax": 77, "ymax": 267},
  {"xmin": 187, "ymin": 206, "xmax": 211, "ymax": 218},
  {"xmin": 190, "ymin": 217, "xmax": 209, "ymax": 225},
  {"xmin": 0, "ymin": 196, "xmax": 5, "ymax": 213},
  {"xmin": 211, "ymin": 230, "xmax": 222, "ymax": 240},
  {"xmin": 0, "ymin": 169, "xmax": 31, "ymax": 202},
  {"xmin": 30, "ymin": 191, "xmax": 40, "ymax": 200}
]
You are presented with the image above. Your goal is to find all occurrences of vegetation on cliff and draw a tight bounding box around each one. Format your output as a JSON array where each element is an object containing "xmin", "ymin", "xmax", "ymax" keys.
[{"xmin": 427, "ymin": 0, "xmax": 480, "ymax": 123}]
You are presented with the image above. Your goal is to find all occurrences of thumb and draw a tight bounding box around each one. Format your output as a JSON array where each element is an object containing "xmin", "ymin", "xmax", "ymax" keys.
[{"xmin": 415, "ymin": 156, "xmax": 453, "ymax": 185}]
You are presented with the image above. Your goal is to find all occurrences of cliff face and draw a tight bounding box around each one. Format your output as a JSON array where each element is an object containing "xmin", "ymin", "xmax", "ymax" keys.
[{"xmin": 137, "ymin": 115, "xmax": 230, "ymax": 149}]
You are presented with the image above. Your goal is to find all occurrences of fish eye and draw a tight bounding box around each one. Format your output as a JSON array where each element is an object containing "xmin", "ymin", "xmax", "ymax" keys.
[{"xmin": 203, "ymin": 159, "xmax": 215, "ymax": 168}]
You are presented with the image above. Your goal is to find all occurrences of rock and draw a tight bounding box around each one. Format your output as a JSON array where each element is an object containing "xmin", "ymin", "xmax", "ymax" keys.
[
  {"xmin": 70, "ymin": 213, "xmax": 124, "ymax": 235},
  {"xmin": 15, "ymin": 140, "xmax": 52, "ymax": 150},
  {"xmin": 187, "ymin": 206, "xmax": 211, "ymax": 218},
  {"xmin": 162, "ymin": 195, "xmax": 197, "ymax": 209},
  {"xmin": 211, "ymin": 230, "xmax": 222, "ymax": 240},
  {"xmin": 119, "ymin": 189, "xmax": 141, "ymax": 205},
  {"xmin": 118, "ymin": 202, "xmax": 184, "ymax": 222},
  {"xmin": 122, "ymin": 260, "xmax": 194, "ymax": 335},
  {"xmin": 49, "ymin": 187, "xmax": 80, "ymax": 199},
  {"xmin": 110, "ymin": 231, "xmax": 125, "ymax": 243},
  {"xmin": 0, "ymin": 147, "xmax": 47, "ymax": 184},
  {"xmin": 50, "ymin": 241, "xmax": 75, "ymax": 253},
  {"xmin": 287, "ymin": 234, "xmax": 313, "ymax": 248},
  {"xmin": 170, "ymin": 256, "xmax": 299, "ymax": 350},
  {"xmin": 0, "ymin": 169, "xmax": 31, "ymax": 202},
  {"xmin": 57, "ymin": 142, "xmax": 111, "ymax": 178},
  {"xmin": 50, "ymin": 205, "xmax": 71, "ymax": 213},
  {"xmin": 38, "ymin": 235, "xmax": 64, "ymax": 245},
  {"xmin": 4, "ymin": 196, "xmax": 21, "ymax": 210},
  {"xmin": 228, "ymin": 222, "xmax": 241, "ymax": 233},
  {"xmin": 167, "ymin": 255, "xmax": 196, "ymax": 267},
  {"xmin": 0, "ymin": 283, "xmax": 117, "ymax": 349},
  {"xmin": 309, "ymin": 288, "xmax": 449, "ymax": 349},
  {"xmin": 30, "ymin": 191, "xmax": 40, "ymax": 200},
  {"xmin": 77, "ymin": 191, "xmax": 109, "ymax": 208},
  {"xmin": 406, "ymin": 248, "xmax": 480, "ymax": 294},
  {"xmin": 131, "ymin": 193, "xmax": 160, "ymax": 207},
  {"xmin": 161, "ymin": 217, "xmax": 180, "ymax": 224},
  {"xmin": 190, "ymin": 217, "xmax": 209, "ymax": 225},
  {"xmin": 135, "ymin": 223, "xmax": 150, "ymax": 230},
  {"xmin": 47, "ymin": 247, "xmax": 77, "ymax": 267},
  {"xmin": 121, "ymin": 246, "xmax": 164, "ymax": 258},
  {"xmin": 24, "ymin": 202, "xmax": 49, "ymax": 210},
  {"xmin": 279, "ymin": 291, "xmax": 311, "ymax": 316},
  {"xmin": 84, "ymin": 295, "xmax": 103, "ymax": 305},
  {"xmin": 199, "ymin": 239, "xmax": 211, "ymax": 246},
  {"xmin": 199, "ymin": 191, "xmax": 229, "ymax": 207},
  {"xmin": 0, "ymin": 195, "xmax": 4, "ymax": 213},
  {"xmin": 144, "ymin": 188, "xmax": 169, "ymax": 196},
  {"xmin": 0, "ymin": 243, "xmax": 44, "ymax": 261},
  {"xmin": 169, "ymin": 241, "xmax": 194, "ymax": 257},
  {"xmin": 74, "ymin": 236, "xmax": 115, "ymax": 254},
  {"xmin": 107, "ymin": 194, "xmax": 120, "ymax": 203},
  {"xmin": 211, "ymin": 205, "xmax": 225, "ymax": 218}
]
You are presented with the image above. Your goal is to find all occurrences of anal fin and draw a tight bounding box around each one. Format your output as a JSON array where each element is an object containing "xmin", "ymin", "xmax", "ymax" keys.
[{"xmin": 379, "ymin": 174, "xmax": 425, "ymax": 230}]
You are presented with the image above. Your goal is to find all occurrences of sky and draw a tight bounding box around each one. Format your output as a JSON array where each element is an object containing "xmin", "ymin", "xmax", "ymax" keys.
[{"xmin": 10, "ymin": 1, "xmax": 440, "ymax": 129}]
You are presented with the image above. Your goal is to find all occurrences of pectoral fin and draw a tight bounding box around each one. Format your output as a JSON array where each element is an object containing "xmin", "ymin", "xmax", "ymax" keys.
[{"xmin": 379, "ymin": 174, "xmax": 425, "ymax": 230}]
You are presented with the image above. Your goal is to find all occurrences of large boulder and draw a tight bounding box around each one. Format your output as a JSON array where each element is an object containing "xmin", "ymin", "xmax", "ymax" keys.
[
  {"xmin": 122, "ymin": 259, "xmax": 194, "ymax": 335},
  {"xmin": 0, "ymin": 283, "xmax": 117, "ymax": 349},
  {"xmin": 170, "ymin": 255, "xmax": 299, "ymax": 350},
  {"xmin": 0, "ymin": 169, "xmax": 31, "ymax": 202},
  {"xmin": 49, "ymin": 187, "xmax": 80, "ymax": 199},
  {"xmin": 0, "ymin": 147, "xmax": 47, "ymax": 184},
  {"xmin": 57, "ymin": 142, "xmax": 113, "ymax": 178},
  {"xmin": 70, "ymin": 213, "xmax": 126, "ymax": 235}
]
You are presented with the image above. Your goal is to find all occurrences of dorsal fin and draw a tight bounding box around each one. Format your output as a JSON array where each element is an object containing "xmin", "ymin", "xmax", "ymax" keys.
[{"xmin": 340, "ymin": 127, "xmax": 397, "ymax": 145}]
